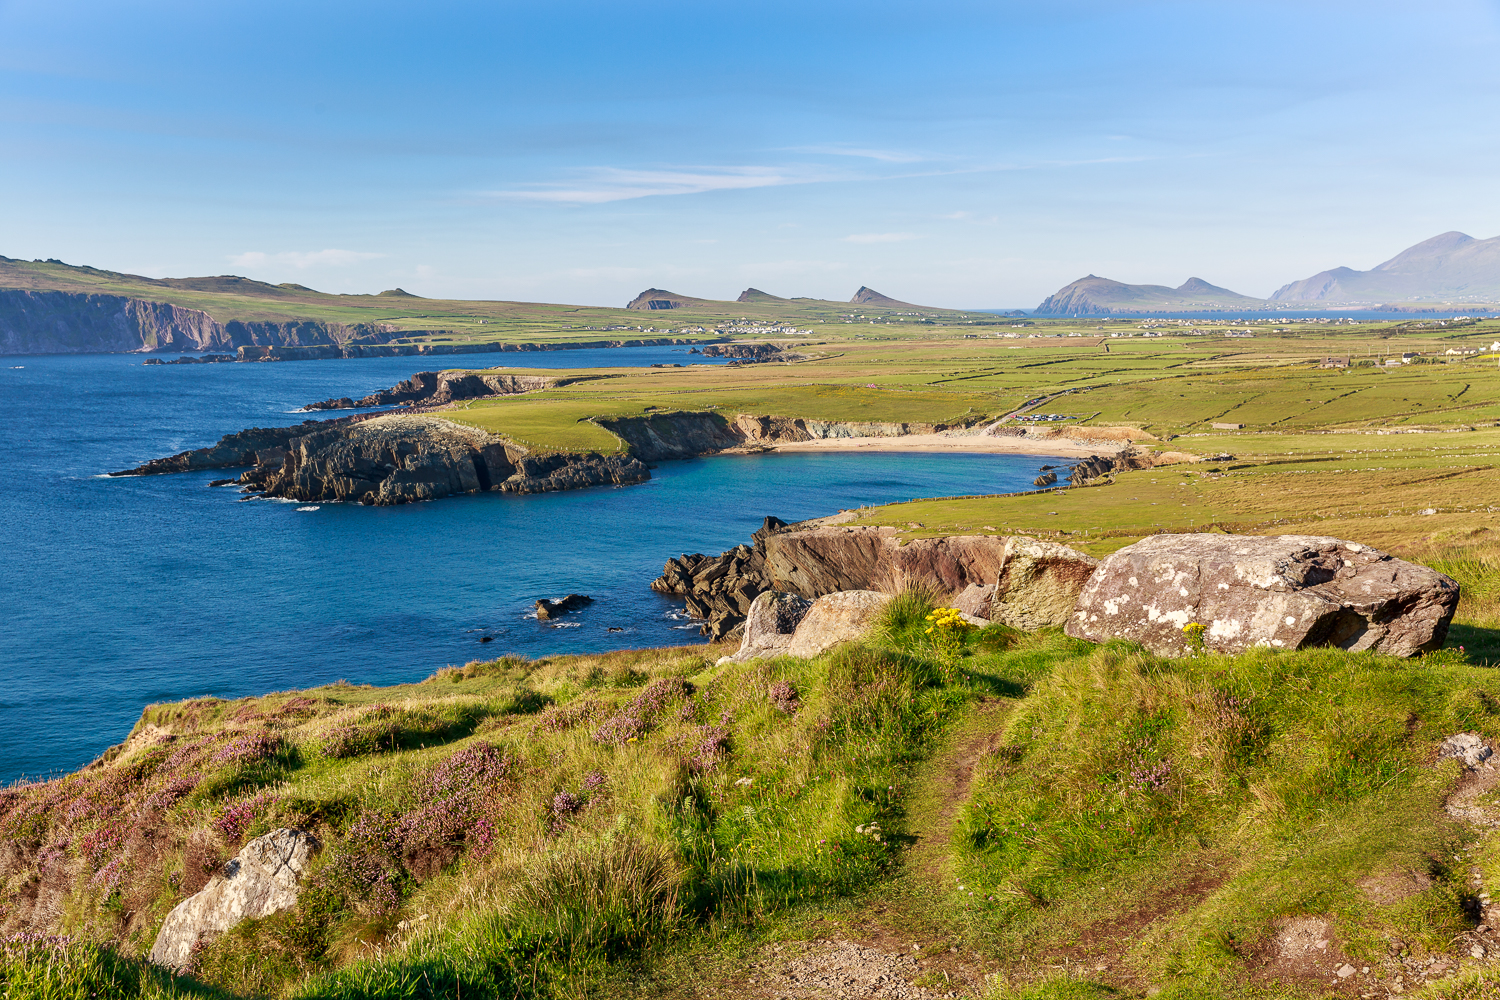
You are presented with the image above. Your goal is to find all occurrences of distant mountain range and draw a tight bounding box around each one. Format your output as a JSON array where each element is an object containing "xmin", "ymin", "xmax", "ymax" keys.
[
  {"xmin": 1034, "ymin": 231, "xmax": 1500, "ymax": 315},
  {"xmin": 1035, "ymin": 276, "xmax": 1265, "ymax": 316},
  {"xmin": 1270, "ymin": 231, "xmax": 1500, "ymax": 304},
  {"xmin": 628, "ymin": 285, "xmax": 930, "ymax": 312}
]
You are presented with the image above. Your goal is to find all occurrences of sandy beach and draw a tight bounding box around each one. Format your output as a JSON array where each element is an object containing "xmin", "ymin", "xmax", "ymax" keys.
[{"xmin": 766, "ymin": 426, "xmax": 1161, "ymax": 459}]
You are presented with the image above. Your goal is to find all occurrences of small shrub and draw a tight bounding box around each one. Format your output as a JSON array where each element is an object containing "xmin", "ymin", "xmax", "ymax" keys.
[{"xmin": 768, "ymin": 680, "xmax": 800, "ymax": 715}]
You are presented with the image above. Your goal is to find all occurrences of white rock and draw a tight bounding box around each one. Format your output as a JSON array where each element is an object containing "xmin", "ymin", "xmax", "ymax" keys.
[
  {"xmin": 149, "ymin": 828, "xmax": 319, "ymax": 970},
  {"xmin": 1441, "ymin": 732, "xmax": 1495, "ymax": 769},
  {"xmin": 785, "ymin": 591, "xmax": 892, "ymax": 659}
]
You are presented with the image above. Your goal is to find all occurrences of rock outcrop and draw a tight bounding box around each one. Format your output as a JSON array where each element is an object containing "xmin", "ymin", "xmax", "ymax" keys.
[
  {"xmin": 720, "ymin": 591, "xmax": 812, "ymax": 662},
  {"xmin": 149, "ymin": 828, "xmax": 318, "ymax": 971},
  {"xmin": 109, "ymin": 418, "xmax": 369, "ymax": 477},
  {"xmin": 1064, "ymin": 534, "xmax": 1460, "ymax": 657},
  {"xmin": 597, "ymin": 412, "xmax": 962, "ymax": 463},
  {"xmin": 114, "ymin": 414, "xmax": 648, "ymax": 505},
  {"xmin": 785, "ymin": 591, "xmax": 892, "ymax": 658},
  {"xmin": 653, "ymin": 517, "xmax": 1097, "ymax": 639},
  {"xmin": 720, "ymin": 590, "xmax": 890, "ymax": 663},
  {"xmin": 1066, "ymin": 450, "xmax": 1158, "ymax": 486},
  {"xmin": 700, "ymin": 343, "xmax": 790, "ymax": 362},
  {"xmin": 304, "ymin": 370, "xmax": 553, "ymax": 410}
]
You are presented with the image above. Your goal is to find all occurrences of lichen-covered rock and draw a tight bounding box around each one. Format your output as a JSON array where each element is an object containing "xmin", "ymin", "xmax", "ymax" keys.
[
  {"xmin": 1064, "ymin": 534, "xmax": 1459, "ymax": 657},
  {"xmin": 1441, "ymin": 733, "xmax": 1495, "ymax": 769},
  {"xmin": 149, "ymin": 828, "xmax": 319, "ymax": 971},
  {"xmin": 990, "ymin": 536, "xmax": 1100, "ymax": 630},
  {"xmin": 785, "ymin": 591, "xmax": 892, "ymax": 659}
]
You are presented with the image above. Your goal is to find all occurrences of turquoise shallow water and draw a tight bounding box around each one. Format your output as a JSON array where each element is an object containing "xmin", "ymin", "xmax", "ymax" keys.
[{"xmin": 0, "ymin": 350, "xmax": 1065, "ymax": 782}]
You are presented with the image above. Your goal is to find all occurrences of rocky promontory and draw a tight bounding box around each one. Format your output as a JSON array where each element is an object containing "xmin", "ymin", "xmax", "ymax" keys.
[
  {"xmin": 112, "ymin": 414, "xmax": 647, "ymax": 505},
  {"xmin": 303, "ymin": 370, "xmax": 554, "ymax": 410}
]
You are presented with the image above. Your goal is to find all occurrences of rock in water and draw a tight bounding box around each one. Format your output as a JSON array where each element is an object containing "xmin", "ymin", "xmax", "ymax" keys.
[
  {"xmin": 535, "ymin": 594, "xmax": 593, "ymax": 620},
  {"xmin": 149, "ymin": 828, "xmax": 319, "ymax": 971},
  {"xmin": 1064, "ymin": 534, "xmax": 1459, "ymax": 657}
]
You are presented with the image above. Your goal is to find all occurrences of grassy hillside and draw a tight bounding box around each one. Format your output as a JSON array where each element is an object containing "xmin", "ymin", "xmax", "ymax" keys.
[
  {"xmin": 411, "ymin": 320, "xmax": 1500, "ymax": 453},
  {"xmin": 0, "ymin": 257, "xmax": 993, "ymax": 344},
  {"xmin": 4, "ymin": 578, "xmax": 1500, "ymax": 999}
]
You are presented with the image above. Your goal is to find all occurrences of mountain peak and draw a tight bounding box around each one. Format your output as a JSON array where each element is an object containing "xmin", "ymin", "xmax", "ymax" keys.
[
  {"xmin": 850, "ymin": 286, "xmax": 906, "ymax": 306},
  {"xmin": 1275, "ymin": 230, "xmax": 1500, "ymax": 303},
  {"xmin": 737, "ymin": 287, "xmax": 787, "ymax": 303}
]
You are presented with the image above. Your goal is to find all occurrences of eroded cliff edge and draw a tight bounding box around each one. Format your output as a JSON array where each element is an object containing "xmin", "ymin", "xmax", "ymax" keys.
[{"xmin": 111, "ymin": 414, "xmax": 647, "ymax": 504}]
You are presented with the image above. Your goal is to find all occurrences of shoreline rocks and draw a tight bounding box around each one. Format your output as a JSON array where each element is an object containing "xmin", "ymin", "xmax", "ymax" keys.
[{"xmin": 1065, "ymin": 533, "xmax": 1460, "ymax": 657}]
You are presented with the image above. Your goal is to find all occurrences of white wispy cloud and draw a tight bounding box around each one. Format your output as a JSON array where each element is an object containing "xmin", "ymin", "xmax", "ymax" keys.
[
  {"xmin": 842, "ymin": 232, "xmax": 919, "ymax": 244},
  {"xmin": 788, "ymin": 145, "xmax": 926, "ymax": 163},
  {"xmin": 490, "ymin": 165, "xmax": 832, "ymax": 204},
  {"xmin": 229, "ymin": 249, "xmax": 384, "ymax": 269}
]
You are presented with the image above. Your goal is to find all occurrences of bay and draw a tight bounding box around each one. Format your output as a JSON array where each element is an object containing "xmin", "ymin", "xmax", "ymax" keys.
[{"xmin": 0, "ymin": 350, "xmax": 1065, "ymax": 782}]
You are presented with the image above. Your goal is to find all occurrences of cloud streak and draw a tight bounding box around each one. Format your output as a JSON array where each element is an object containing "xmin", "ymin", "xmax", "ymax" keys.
[
  {"xmin": 843, "ymin": 232, "xmax": 918, "ymax": 244},
  {"xmin": 490, "ymin": 165, "xmax": 835, "ymax": 204},
  {"xmin": 229, "ymin": 249, "xmax": 384, "ymax": 269}
]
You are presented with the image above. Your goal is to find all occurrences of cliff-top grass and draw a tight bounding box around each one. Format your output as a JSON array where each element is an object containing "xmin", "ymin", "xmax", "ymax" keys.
[{"xmin": 6, "ymin": 582, "xmax": 1500, "ymax": 1000}]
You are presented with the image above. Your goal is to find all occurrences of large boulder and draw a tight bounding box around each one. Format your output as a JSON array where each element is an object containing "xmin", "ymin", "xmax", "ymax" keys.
[
  {"xmin": 786, "ymin": 591, "xmax": 893, "ymax": 659},
  {"xmin": 990, "ymin": 536, "xmax": 1100, "ymax": 629},
  {"xmin": 1064, "ymin": 534, "xmax": 1459, "ymax": 657},
  {"xmin": 720, "ymin": 591, "xmax": 812, "ymax": 663},
  {"xmin": 719, "ymin": 590, "xmax": 889, "ymax": 663},
  {"xmin": 149, "ymin": 828, "xmax": 319, "ymax": 971}
]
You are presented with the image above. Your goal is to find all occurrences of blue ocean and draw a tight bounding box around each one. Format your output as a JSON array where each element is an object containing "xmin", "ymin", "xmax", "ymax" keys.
[{"xmin": 0, "ymin": 350, "xmax": 1064, "ymax": 783}]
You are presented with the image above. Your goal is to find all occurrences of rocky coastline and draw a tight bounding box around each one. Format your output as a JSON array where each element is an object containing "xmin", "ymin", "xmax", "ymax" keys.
[
  {"xmin": 0, "ymin": 286, "xmax": 722, "ymax": 357},
  {"xmin": 302, "ymin": 370, "xmax": 556, "ymax": 410},
  {"xmin": 111, "ymin": 399, "xmax": 1157, "ymax": 509},
  {"xmin": 111, "ymin": 414, "xmax": 647, "ymax": 505}
]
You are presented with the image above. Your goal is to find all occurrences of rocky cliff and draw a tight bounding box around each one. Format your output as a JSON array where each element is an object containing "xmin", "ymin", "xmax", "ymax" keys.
[
  {"xmin": 0, "ymin": 289, "xmax": 398, "ymax": 355},
  {"xmin": 113, "ymin": 414, "xmax": 647, "ymax": 505},
  {"xmin": 597, "ymin": 412, "xmax": 962, "ymax": 463},
  {"xmin": 304, "ymin": 370, "xmax": 555, "ymax": 410}
]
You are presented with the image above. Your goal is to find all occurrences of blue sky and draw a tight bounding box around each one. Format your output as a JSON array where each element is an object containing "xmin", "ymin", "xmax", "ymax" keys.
[{"xmin": 3, "ymin": 0, "xmax": 1499, "ymax": 308}]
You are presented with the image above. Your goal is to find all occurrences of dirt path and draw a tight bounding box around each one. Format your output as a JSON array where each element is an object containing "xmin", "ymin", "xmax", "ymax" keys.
[
  {"xmin": 709, "ymin": 699, "xmax": 1016, "ymax": 999},
  {"xmin": 901, "ymin": 698, "xmax": 1010, "ymax": 884}
]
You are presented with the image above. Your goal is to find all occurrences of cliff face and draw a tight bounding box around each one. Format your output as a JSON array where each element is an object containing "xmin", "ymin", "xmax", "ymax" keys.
[
  {"xmin": 113, "ymin": 414, "xmax": 647, "ymax": 505},
  {"xmin": 597, "ymin": 412, "xmax": 953, "ymax": 463},
  {"xmin": 0, "ymin": 288, "xmax": 397, "ymax": 355},
  {"xmin": 651, "ymin": 515, "xmax": 1100, "ymax": 639}
]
